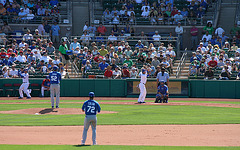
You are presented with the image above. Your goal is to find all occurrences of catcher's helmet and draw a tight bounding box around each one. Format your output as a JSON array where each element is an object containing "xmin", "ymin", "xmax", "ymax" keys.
[
  {"xmin": 160, "ymin": 80, "xmax": 165, "ymax": 83},
  {"xmin": 89, "ymin": 92, "xmax": 95, "ymax": 98},
  {"xmin": 53, "ymin": 65, "xmax": 58, "ymax": 71}
]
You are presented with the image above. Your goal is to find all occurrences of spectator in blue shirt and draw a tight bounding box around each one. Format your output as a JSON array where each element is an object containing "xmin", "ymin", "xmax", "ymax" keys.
[
  {"xmin": 8, "ymin": 53, "xmax": 16, "ymax": 66},
  {"xmin": 70, "ymin": 37, "xmax": 81, "ymax": 50},
  {"xmin": 77, "ymin": 49, "xmax": 85, "ymax": 60},
  {"xmin": 50, "ymin": 0, "xmax": 59, "ymax": 7},
  {"xmin": 200, "ymin": 0, "xmax": 208, "ymax": 11},
  {"xmin": 82, "ymin": 56, "xmax": 91, "ymax": 66},
  {"xmin": 196, "ymin": 7, "xmax": 205, "ymax": 18},
  {"xmin": 135, "ymin": 40, "xmax": 144, "ymax": 49},
  {"xmin": 50, "ymin": 21, "xmax": 60, "ymax": 45},
  {"xmin": 99, "ymin": 58, "xmax": 109, "ymax": 70},
  {"xmin": 27, "ymin": 52, "xmax": 36, "ymax": 63},
  {"xmin": 125, "ymin": 2, "xmax": 133, "ymax": 10},
  {"xmin": 181, "ymin": 8, "xmax": 188, "ymax": 18}
]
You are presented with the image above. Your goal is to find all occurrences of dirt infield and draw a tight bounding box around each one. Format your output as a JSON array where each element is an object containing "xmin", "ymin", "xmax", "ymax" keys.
[
  {"xmin": 0, "ymin": 108, "xmax": 117, "ymax": 115},
  {"xmin": 0, "ymin": 124, "xmax": 240, "ymax": 146}
]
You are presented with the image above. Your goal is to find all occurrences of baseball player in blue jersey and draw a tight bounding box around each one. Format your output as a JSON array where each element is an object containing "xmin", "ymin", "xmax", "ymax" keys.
[
  {"xmin": 155, "ymin": 80, "xmax": 169, "ymax": 103},
  {"xmin": 49, "ymin": 65, "xmax": 61, "ymax": 108},
  {"xmin": 81, "ymin": 92, "xmax": 101, "ymax": 145},
  {"xmin": 138, "ymin": 69, "xmax": 147, "ymax": 103}
]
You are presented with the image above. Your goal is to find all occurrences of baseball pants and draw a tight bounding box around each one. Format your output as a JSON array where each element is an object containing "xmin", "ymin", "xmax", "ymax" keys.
[
  {"xmin": 41, "ymin": 86, "xmax": 49, "ymax": 97},
  {"xmin": 19, "ymin": 83, "xmax": 31, "ymax": 98},
  {"xmin": 50, "ymin": 84, "xmax": 60, "ymax": 107},
  {"xmin": 81, "ymin": 115, "xmax": 97, "ymax": 145},
  {"xmin": 138, "ymin": 83, "xmax": 146, "ymax": 103}
]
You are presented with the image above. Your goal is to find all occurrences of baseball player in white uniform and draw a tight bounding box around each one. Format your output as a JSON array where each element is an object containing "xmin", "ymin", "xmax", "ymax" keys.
[
  {"xmin": 18, "ymin": 69, "xmax": 31, "ymax": 99},
  {"xmin": 138, "ymin": 69, "xmax": 147, "ymax": 103}
]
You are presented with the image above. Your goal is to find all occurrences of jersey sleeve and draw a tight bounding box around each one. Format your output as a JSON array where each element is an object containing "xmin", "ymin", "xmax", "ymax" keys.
[
  {"xmin": 82, "ymin": 101, "xmax": 87, "ymax": 111},
  {"xmin": 166, "ymin": 73, "xmax": 169, "ymax": 79},
  {"xmin": 96, "ymin": 102, "xmax": 101, "ymax": 113},
  {"xmin": 165, "ymin": 86, "xmax": 168, "ymax": 92}
]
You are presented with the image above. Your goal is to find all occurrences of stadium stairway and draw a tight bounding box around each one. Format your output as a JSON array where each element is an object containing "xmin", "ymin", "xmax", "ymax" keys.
[
  {"xmin": 217, "ymin": 0, "xmax": 238, "ymax": 34},
  {"xmin": 171, "ymin": 59, "xmax": 190, "ymax": 79},
  {"xmin": 65, "ymin": 63, "xmax": 82, "ymax": 78}
]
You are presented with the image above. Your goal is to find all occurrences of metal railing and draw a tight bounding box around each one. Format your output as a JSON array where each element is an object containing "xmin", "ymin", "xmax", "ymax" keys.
[
  {"xmin": 69, "ymin": 35, "xmax": 180, "ymax": 53},
  {"xmin": 176, "ymin": 48, "xmax": 187, "ymax": 78},
  {"xmin": 71, "ymin": 61, "xmax": 81, "ymax": 76},
  {"xmin": 101, "ymin": 16, "xmax": 205, "ymax": 26}
]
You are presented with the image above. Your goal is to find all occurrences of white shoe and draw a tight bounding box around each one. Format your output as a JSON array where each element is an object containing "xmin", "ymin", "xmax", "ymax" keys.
[
  {"xmin": 80, "ymin": 143, "xmax": 85, "ymax": 145},
  {"xmin": 29, "ymin": 89, "xmax": 32, "ymax": 93}
]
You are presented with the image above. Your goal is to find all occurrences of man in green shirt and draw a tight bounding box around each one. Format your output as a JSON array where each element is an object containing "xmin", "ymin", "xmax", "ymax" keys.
[
  {"xmin": 123, "ymin": 56, "xmax": 133, "ymax": 67},
  {"xmin": 59, "ymin": 38, "xmax": 70, "ymax": 71},
  {"xmin": 98, "ymin": 44, "xmax": 108, "ymax": 56}
]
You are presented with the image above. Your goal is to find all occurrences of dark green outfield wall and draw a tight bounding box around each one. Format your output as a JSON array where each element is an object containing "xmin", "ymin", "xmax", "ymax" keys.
[
  {"xmin": 189, "ymin": 80, "xmax": 240, "ymax": 99},
  {"xmin": 0, "ymin": 79, "xmax": 239, "ymax": 98},
  {"xmin": 0, "ymin": 79, "xmax": 127, "ymax": 97}
]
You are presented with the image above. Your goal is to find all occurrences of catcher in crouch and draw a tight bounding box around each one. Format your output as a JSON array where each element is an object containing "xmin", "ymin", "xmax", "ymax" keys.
[{"xmin": 155, "ymin": 80, "xmax": 169, "ymax": 103}]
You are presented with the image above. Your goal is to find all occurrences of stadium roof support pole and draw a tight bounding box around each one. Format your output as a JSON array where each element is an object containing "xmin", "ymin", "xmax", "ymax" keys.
[{"xmin": 89, "ymin": 0, "xmax": 93, "ymax": 25}]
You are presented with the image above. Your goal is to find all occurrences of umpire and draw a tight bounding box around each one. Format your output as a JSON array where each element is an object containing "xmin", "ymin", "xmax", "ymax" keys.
[{"xmin": 156, "ymin": 67, "xmax": 169, "ymax": 86}]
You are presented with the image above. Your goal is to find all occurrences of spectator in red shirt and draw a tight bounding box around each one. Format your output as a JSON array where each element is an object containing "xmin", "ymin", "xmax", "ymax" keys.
[
  {"xmin": 7, "ymin": 49, "xmax": 16, "ymax": 57},
  {"xmin": 122, "ymin": 66, "xmax": 130, "ymax": 79},
  {"xmin": 40, "ymin": 76, "xmax": 51, "ymax": 97},
  {"xmin": 208, "ymin": 56, "xmax": 218, "ymax": 68},
  {"xmin": 0, "ymin": 48, "xmax": 7, "ymax": 58},
  {"xmin": 97, "ymin": 22, "xmax": 107, "ymax": 35},
  {"xmin": 171, "ymin": 6, "xmax": 178, "ymax": 17},
  {"xmin": 104, "ymin": 66, "xmax": 113, "ymax": 79},
  {"xmin": 93, "ymin": 52, "xmax": 103, "ymax": 63}
]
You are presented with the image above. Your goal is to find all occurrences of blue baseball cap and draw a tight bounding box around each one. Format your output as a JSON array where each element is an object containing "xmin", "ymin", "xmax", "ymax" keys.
[
  {"xmin": 142, "ymin": 69, "xmax": 146, "ymax": 73},
  {"xmin": 24, "ymin": 69, "xmax": 28, "ymax": 72},
  {"xmin": 160, "ymin": 80, "xmax": 165, "ymax": 83},
  {"xmin": 53, "ymin": 65, "xmax": 58, "ymax": 71},
  {"xmin": 89, "ymin": 92, "xmax": 95, "ymax": 98}
]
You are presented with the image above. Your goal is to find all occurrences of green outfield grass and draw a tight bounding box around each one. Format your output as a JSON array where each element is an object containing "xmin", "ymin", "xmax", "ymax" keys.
[
  {"xmin": 0, "ymin": 99, "xmax": 240, "ymax": 105},
  {"xmin": 0, "ymin": 102, "xmax": 240, "ymax": 126},
  {"xmin": 0, "ymin": 145, "xmax": 239, "ymax": 150}
]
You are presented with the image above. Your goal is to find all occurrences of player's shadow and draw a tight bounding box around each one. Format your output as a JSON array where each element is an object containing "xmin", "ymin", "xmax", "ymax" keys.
[
  {"xmin": 73, "ymin": 145, "xmax": 91, "ymax": 147},
  {"xmin": 39, "ymin": 108, "xmax": 58, "ymax": 114}
]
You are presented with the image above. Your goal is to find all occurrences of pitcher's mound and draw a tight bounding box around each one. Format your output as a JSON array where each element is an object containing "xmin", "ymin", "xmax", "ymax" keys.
[{"xmin": 0, "ymin": 108, "xmax": 117, "ymax": 115}]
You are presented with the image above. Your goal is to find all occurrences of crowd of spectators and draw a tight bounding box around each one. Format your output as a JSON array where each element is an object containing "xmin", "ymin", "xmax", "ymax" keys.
[
  {"xmin": 102, "ymin": 0, "xmax": 211, "ymax": 25},
  {"xmin": 188, "ymin": 22, "xmax": 240, "ymax": 80},
  {"xmin": 0, "ymin": 24, "xmax": 66, "ymax": 79},
  {"xmin": 0, "ymin": 0, "xmax": 61, "ymax": 23},
  {"xmin": 69, "ymin": 37, "xmax": 176, "ymax": 79}
]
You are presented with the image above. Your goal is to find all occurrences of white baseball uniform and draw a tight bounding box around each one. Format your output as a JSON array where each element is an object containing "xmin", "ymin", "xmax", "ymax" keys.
[
  {"xmin": 19, "ymin": 73, "xmax": 31, "ymax": 98},
  {"xmin": 138, "ymin": 72, "xmax": 147, "ymax": 103}
]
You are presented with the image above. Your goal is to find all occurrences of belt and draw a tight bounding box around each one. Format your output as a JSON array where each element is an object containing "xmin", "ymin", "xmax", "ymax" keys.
[{"xmin": 23, "ymin": 82, "xmax": 28, "ymax": 83}]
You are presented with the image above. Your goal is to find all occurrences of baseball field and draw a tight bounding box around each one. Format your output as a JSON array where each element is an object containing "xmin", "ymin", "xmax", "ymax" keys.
[{"xmin": 0, "ymin": 97, "xmax": 240, "ymax": 150}]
